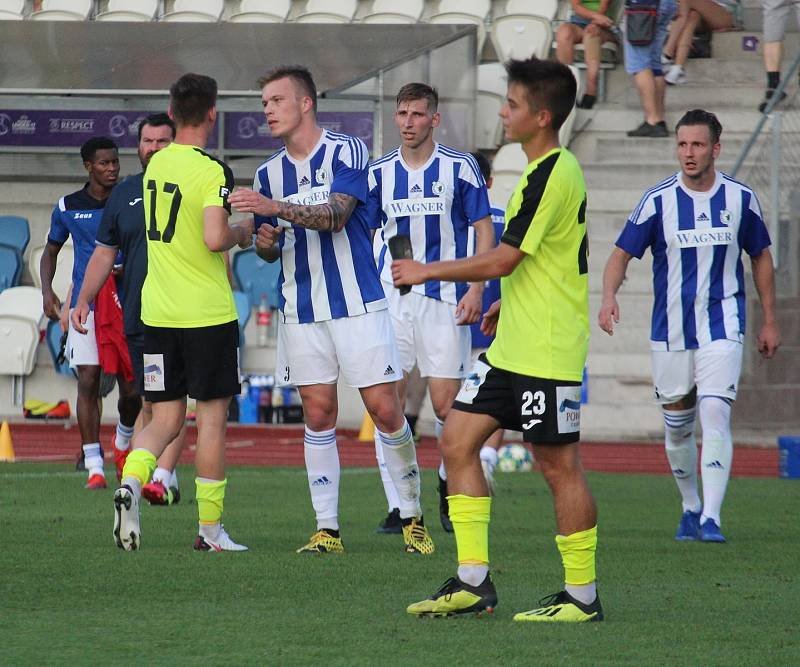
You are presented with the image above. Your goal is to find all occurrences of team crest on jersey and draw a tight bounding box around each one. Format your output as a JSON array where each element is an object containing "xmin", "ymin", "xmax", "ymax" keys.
[
  {"xmin": 432, "ymin": 180, "xmax": 446, "ymax": 196},
  {"xmin": 719, "ymin": 209, "xmax": 732, "ymax": 225},
  {"xmin": 315, "ymin": 168, "xmax": 329, "ymax": 185}
]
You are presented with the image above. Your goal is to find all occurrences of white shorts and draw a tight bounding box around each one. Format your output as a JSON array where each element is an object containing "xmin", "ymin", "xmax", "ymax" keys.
[
  {"xmin": 385, "ymin": 281, "xmax": 471, "ymax": 379},
  {"xmin": 651, "ymin": 339, "xmax": 743, "ymax": 404},
  {"xmin": 67, "ymin": 308, "xmax": 99, "ymax": 368},
  {"xmin": 275, "ymin": 309, "xmax": 403, "ymax": 388}
]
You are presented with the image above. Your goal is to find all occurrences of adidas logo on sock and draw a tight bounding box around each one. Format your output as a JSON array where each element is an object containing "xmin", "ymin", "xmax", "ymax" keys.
[
  {"xmin": 410, "ymin": 184, "xmax": 422, "ymax": 193},
  {"xmin": 384, "ymin": 365, "xmax": 395, "ymax": 376},
  {"xmin": 312, "ymin": 476, "xmax": 331, "ymax": 486},
  {"xmin": 705, "ymin": 460, "xmax": 724, "ymax": 469},
  {"xmin": 299, "ymin": 175, "xmax": 310, "ymax": 186},
  {"xmin": 401, "ymin": 468, "xmax": 419, "ymax": 481}
]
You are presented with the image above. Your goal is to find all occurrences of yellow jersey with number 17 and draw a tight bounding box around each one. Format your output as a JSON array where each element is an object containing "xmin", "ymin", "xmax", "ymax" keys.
[
  {"xmin": 142, "ymin": 142, "xmax": 236, "ymax": 328},
  {"xmin": 486, "ymin": 147, "xmax": 589, "ymax": 382}
]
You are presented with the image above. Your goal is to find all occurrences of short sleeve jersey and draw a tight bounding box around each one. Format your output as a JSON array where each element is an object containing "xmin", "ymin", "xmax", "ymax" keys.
[
  {"xmin": 616, "ymin": 170, "xmax": 770, "ymax": 351},
  {"xmin": 487, "ymin": 148, "xmax": 589, "ymax": 382},
  {"xmin": 469, "ymin": 204, "xmax": 506, "ymax": 349},
  {"xmin": 252, "ymin": 129, "xmax": 386, "ymax": 324},
  {"xmin": 47, "ymin": 185, "xmax": 108, "ymax": 309},
  {"xmin": 141, "ymin": 142, "xmax": 236, "ymax": 328},
  {"xmin": 95, "ymin": 172, "xmax": 147, "ymax": 338},
  {"xmin": 367, "ymin": 144, "xmax": 491, "ymax": 305}
]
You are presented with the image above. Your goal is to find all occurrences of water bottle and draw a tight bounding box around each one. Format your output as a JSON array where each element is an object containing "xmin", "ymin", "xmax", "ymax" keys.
[{"xmin": 256, "ymin": 294, "xmax": 270, "ymax": 347}]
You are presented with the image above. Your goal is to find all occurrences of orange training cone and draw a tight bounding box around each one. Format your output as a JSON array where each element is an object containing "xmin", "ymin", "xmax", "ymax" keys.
[
  {"xmin": 358, "ymin": 411, "xmax": 375, "ymax": 442},
  {"xmin": 0, "ymin": 421, "xmax": 15, "ymax": 462}
]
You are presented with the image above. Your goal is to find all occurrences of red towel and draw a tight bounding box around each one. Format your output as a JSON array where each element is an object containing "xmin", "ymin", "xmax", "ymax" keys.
[{"xmin": 94, "ymin": 276, "xmax": 133, "ymax": 383}]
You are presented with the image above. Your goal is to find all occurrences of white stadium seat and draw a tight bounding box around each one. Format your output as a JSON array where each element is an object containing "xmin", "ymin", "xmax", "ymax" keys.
[
  {"xmin": 295, "ymin": 0, "xmax": 358, "ymax": 23},
  {"xmin": 96, "ymin": 0, "xmax": 158, "ymax": 22},
  {"xmin": 428, "ymin": 0, "xmax": 491, "ymax": 51},
  {"xmin": 502, "ymin": 0, "xmax": 558, "ymax": 20},
  {"xmin": 0, "ymin": 0, "xmax": 25, "ymax": 20},
  {"xmin": 161, "ymin": 0, "xmax": 224, "ymax": 22},
  {"xmin": 559, "ymin": 64, "xmax": 582, "ymax": 147},
  {"xmin": 361, "ymin": 0, "xmax": 424, "ymax": 24},
  {"xmin": 490, "ymin": 11, "xmax": 552, "ymax": 61},
  {"xmin": 0, "ymin": 286, "xmax": 44, "ymax": 377},
  {"xmin": 229, "ymin": 0, "xmax": 292, "ymax": 23},
  {"xmin": 29, "ymin": 241, "xmax": 73, "ymax": 303},
  {"xmin": 31, "ymin": 0, "xmax": 93, "ymax": 21},
  {"xmin": 475, "ymin": 63, "xmax": 506, "ymax": 150},
  {"xmin": 492, "ymin": 142, "xmax": 528, "ymax": 175}
]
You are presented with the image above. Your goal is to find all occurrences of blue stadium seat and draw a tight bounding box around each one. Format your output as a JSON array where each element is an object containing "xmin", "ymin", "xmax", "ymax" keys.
[
  {"xmin": 0, "ymin": 216, "xmax": 30, "ymax": 257},
  {"xmin": 46, "ymin": 320, "xmax": 73, "ymax": 376},
  {"xmin": 233, "ymin": 289, "xmax": 251, "ymax": 348},
  {"xmin": 0, "ymin": 243, "xmax": 22, "ymax": 292},
  {"xmin": 232, "ymin": 248, "xmax": 281, "ymax": 311}
]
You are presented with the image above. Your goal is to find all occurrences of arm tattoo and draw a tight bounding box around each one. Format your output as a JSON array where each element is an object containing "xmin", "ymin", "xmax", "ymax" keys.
[{"xmin": 274, "ymin": 192, "xmax": 357, "ymax": 233}]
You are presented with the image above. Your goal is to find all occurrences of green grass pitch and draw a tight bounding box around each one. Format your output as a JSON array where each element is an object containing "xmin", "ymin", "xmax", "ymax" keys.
[{"xmin": 2, "ymin": 463, "xmax": 798, "ymax": 666}]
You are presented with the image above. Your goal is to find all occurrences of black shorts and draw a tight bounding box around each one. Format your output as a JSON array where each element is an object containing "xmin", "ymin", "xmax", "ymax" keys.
[
  {"xmin": 452, "ymin": 354, "xmax": 582, "ymax": 444},
  {"xmin": 126, "ymin": 332, "xmax": 145, "ymax": 395},
  {"xmin": 143, "ymin": 320, "xmax": 241, "ymax": 403}
]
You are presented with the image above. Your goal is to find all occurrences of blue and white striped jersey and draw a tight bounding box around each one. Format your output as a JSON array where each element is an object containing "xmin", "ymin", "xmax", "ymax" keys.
[
  {"xmin": 616, "ymin": 171, "xmax": 771, "ymax": 351},
  {"xmin": 367, "ymin": 143, "xmax": 491, "ymax": 305},
  {"xmin": 253, "ymin": 130, "xmax": 387, "ymax": 324}
]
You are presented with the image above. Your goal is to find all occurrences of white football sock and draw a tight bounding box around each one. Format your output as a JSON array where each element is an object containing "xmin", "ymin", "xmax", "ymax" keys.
[
  {"xmin": 438, "ymin": 460, "xmax": 447, "ymax": 482},
  {"xmin": 699, "ymin": 397, "xmax": 733, "ymax": 525},
  {"xmin": 663, "ymin": 407, "xmax": 701, "ymax": 513},
  {"xmin": 435, "ymin": 417, "xmax": 444, "ymax": 440},
  {"xmin": 170, "ymin": 469, "xmax": 179, "ymax": 489},
  {"xmin": 304, "ymin": 427, "xmax": 340, "ymax": 531},
  {"xmin": 374, "ymin": 433, "xmax": 401, "ymax": 511},
  {"xmin": 83, "ymin": 442, "xmax": 104, "ymax": 477},
  {"xmin": 566, "ymin": 582, "xmax": 597, "ymax": 606},
  {"xmin": 199, "ymin": 522, "xmax": 221, "ymax": 541},
  {"xmin": 121, "ymin": 476, "xmax": 142, "ymax": 499},
  {"xmin": 457, "ymin": 564, "xmax": 489, "ymax": 587},
  {"xmin": 377, "ymin": 421, "xmax": 421, "ymax": 519},
  {"xmin": 115, "ymin": 423, "xmax": 134, "ymax": 451},
  {"xmin": 152, "ymin": 466, "xmax": 171, "ymax": 486}
]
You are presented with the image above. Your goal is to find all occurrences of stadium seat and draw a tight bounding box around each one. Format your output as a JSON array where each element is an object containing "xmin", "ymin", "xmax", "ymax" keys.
[
  {"xmin": 428, "ymin": 0, "xmax": 490, "ymax": 51},
  {"xmin": 232, "ymin": 247, "xmax": 281, "ymax": 312},
  {"xmin": 295, "ymin": 0, "xmax": 358, "ymax": 23},
  {"xmin": 490, "ymin": 11, "xmax": 552, "ymax": 60},
  {"xmin": 0, "ymin": 286, "xmax": 44, "ymax": 377},
  {"xmin": 161, "ymin": 0, "xmax": 224, "ymax": 22},
  {"xmin": 46, "ymin": 319, "xmax": 72, "ymax": 376},
  {"xmin": 476, "ymin": 63, "xmax": 506, "ymax": 150},
  {"xmin": 491, "ymin": 143, "xmax": 528, "ymax": 207},
  {"xmin": 502, "ymin": 0, "xmax": 558, "ymax": 20},
  {"xmin": 0, "ymin": 0, "xmax": 25, "ymax": 20},
  {"xmin": 558, "ymin": 65, "xmax": 582, "ymax": 147},
  {"xmin": 0, "ymin": 215, "xmax": 30, "ymax": 256},
  {"xmin": 361, "ymin": 0, "xmax": 424, "ymax": 24},
  {"xmin": 228, "ymin": 0, "xmax": 291, "ymax": 23},
  {"xmin": 0, "ymin": 243, "xmax": 22, "ymax": 292},
  {"xmin": 29, "ymin": 241, "xmax": 73, "ymax": 302},
  {"xmin": 31, "ymin": 0, "xmax": 93, "ymax": 20},
  {"xmin": 96, "ymin": 0, "xmax": 158, "ymax": 22}
]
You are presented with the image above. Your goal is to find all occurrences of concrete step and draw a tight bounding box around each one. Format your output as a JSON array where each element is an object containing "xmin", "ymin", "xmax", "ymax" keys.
[
  {"xmin": 585, "ymin": 350, "xmax": 652, "ymax": 380},
  {"xmin": 581, "ymin": 402, "xmax": 663, "ymax": 440},
  {"xmin": 583, "ymin": 107, "xmax": 768, "ymax": 134}
]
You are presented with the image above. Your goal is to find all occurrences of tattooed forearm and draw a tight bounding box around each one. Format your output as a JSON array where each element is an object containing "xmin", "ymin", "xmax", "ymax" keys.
[{"xmin": 275, "ymin": 193, "xmax": 357, "ymax": 233}]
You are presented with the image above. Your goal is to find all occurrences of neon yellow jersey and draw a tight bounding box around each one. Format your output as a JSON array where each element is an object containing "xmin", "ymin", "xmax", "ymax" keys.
[
  {"xmin": 142, "ymin": 142, "xmax": 236, "ymax": 328},
  {"xmin": 486, "ymin": 147, "xmax": 589, "ymax": 381}
]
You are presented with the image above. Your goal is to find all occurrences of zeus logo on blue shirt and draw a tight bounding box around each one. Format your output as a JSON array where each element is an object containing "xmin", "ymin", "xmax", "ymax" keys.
[
  {"xmin": 386, "ymin": 198, "xmax": 446, "ymax": 217},
  {"xmin": 674, "ymin": 230, "xmax": 734, "ymax": 248},
  {"xmin": 74, "ymin": 212, "xmax": 94, "ymax": 219}
]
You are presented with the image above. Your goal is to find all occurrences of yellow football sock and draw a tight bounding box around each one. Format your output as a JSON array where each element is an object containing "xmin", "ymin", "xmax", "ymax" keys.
[
  {"xmin": 448, "ymin": 494, "xmax": 491, "ymax": 564},
  {"xmin": 556, "ymin": 525, "xmax": 598, "ymax": 585},
  {"xmin": 121, "ymin": 449, "xmax": 157, "ymax": 486},
  {"xmin": 196, "ymin": 477, "xmax": 227, "ymax": 525}
]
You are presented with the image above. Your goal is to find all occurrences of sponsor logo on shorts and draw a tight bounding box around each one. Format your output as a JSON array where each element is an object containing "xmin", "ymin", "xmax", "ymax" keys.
[
  {"xmin": 556, "ymin": 386, "xmax": 581, "ymax": 434},
  {"xmin": 143, "ymin": 354, "xmax": 165, "ymax": 392},
  {"xmin": 455, "ymin": 360, "xmax": 490, "ymax": 405},
  {"xmin": 128, "ymin": 197, "xmax": 142, "ymax": 207},
  {"xmin": 384, "ymin": 365, "xmax": 395, "ymax": 376}
]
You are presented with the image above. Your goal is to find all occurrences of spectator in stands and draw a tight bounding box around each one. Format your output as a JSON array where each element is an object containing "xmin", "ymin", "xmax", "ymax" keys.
[
  {"xmin": 758, "ymin": 0, "xmax": 800, "ymax": 112},
  {"xmin": 40, "ymin": 137, "xmax": 141, "ymax": 491},
  {"xmin": 555, "ymin": 0, "xmax": 619, "ymax": 109},
  {"xmin": 624, "ymin": 0, "xmax": 678, "ymax": 137},
  {"xmin": 661, "ymin": 0, "xmax": 736, "ymax": 85}
]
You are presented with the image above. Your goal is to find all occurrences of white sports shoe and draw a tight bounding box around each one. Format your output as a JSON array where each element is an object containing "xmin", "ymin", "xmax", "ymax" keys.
[
  {"xmin": 113, "ymin": 485, "xmax": 140, "ymax": 551},
  {"xmin": 481, "ymin": 459, "xmax": 496, "ymax": 496},
  {"xmin": 193, "ymin": 526, "xmax": 248, "ymax": 552},
  {"xmin": 664, "ymin": 65, "xmax": 687, "ymax": 85}
]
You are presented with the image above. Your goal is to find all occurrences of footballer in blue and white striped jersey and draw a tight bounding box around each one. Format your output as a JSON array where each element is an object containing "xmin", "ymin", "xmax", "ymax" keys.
[
  {"xmin": 367, "ymin": 143, "xmax": 492, "ymax": 306},
  {"xmin": 252, "ymin": 129, "xmax": 386, "ymax": 324},
  {"xmin": 616, "ymin": 170, "xmax": 771, "ymax": 351}
]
